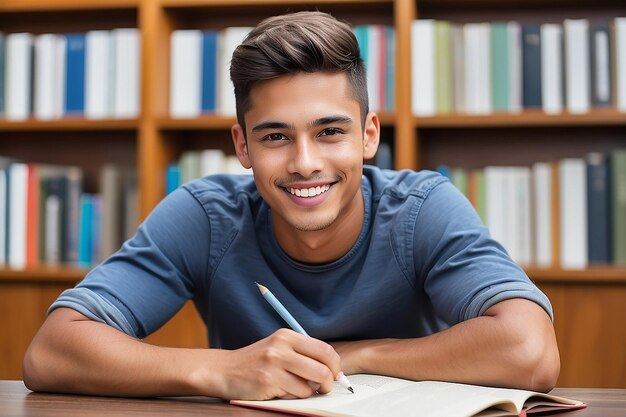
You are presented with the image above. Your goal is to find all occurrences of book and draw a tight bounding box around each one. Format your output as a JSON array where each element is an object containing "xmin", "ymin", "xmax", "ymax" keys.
[
  {"xmin": 540, "ymin": 23, "xmax": 563, "ymax": 114},
  {"xmin": 231, "ymin": 374, "xmax": 585, "ymax": 417},
  {"xmin": 611, "ymin": 149, "xmax": 626, "ymax": 264},
  {"xmin": 85, "ymin": 30, "xmax": 113, "ymax": 119},
  {"xmin": 616, "ymin": 18, "xmax": 626, "ymax": 112},
  {"xmin": 589, "ymin": 22, "xmax": 612, "ymax": 108},
  {"xmin": 410, "ymin": 19, "xmax": 435, "ymax": 116},
  {"xmin": 65, "ymin": 33, "xmax": 86, "ymax": 115},
  {"xmin": 586, "ymin": 152, "xmax": 611, "ymax": 264},
  {"xmin": 5, "ymin": 33, "xmax": 34, "ymax": 120},
  {"xmin": 170, "ymin": 29, "xmax": 202, "ymax": 118},
  {"xmin": 559, "ymin": 158, "xmax": 588, "ymax": 269},
  {"xmin": 201, "ymin": 30, "xmax": 218, "ymax": 113},
  {"xmin": 112, "ymin": 28, "xmax": 140, "ymax": 118},
  {"xmin": 521, "ymin": 24, "xmax": 542, "ymax": 109},
  {"xmin": 563, "ymin": 19, "xmax": 590, "ymax": 114}
]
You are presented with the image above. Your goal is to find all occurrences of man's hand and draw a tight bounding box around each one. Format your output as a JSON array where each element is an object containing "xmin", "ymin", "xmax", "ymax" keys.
[{"xmin": 209, "ymin": 328, "xmax": 342, "ymax": 400}]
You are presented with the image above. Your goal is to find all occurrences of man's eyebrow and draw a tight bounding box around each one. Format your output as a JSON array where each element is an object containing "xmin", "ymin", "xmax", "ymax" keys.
[
  {"xmin": 251, "ymin": 121, "xmax": 295, "ymax": 133},
  {"xmin": 307, "ymin": 115, "xmax": 353, "ymax": 130}
]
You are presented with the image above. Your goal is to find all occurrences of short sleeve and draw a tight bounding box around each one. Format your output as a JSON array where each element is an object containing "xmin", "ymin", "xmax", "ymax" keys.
[
  {"xmin": 413, "ymin": 180, "xmax": 552, "ymax": 325},
  {"xmin": 49, "ymin": 186, "xmax": 212, "ymax": 338}
]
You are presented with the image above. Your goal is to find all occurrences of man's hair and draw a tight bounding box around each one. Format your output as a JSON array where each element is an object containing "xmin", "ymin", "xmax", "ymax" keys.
[{"xmin": 230, "ymin": 11, "xmax": 368, "ymax": 135}]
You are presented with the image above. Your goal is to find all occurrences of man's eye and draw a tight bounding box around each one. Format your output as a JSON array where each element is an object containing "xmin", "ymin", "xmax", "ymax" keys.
[
  {"xmin": 319, "ymin": 128, "xmax": 342, "ymax": 136},
  {"xmin": 263, "ymin": 133, "xmax": 287, "ymax": 142}
]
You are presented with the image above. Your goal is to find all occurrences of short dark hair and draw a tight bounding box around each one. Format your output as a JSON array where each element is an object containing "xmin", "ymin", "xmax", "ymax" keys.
[{"xmin": 230, "ymin": 11, "xmax": 368, "ymax": 134}]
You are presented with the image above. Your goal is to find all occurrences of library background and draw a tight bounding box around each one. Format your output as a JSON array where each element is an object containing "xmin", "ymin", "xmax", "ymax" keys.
[{"xmin": 0, "ymin": 0, "xmax": 625, "ymax": 388}]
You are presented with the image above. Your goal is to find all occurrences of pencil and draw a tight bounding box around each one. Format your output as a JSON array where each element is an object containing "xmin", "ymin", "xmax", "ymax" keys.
[{"xmin": 256, "ymin": 282, "xmax": 354, "ymax": 394}]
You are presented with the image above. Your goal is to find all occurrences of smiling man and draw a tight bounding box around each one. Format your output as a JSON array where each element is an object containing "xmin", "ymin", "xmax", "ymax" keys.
[{"xmin": 23, "ymin": 11, "xmax": 560, "ymax": 401}]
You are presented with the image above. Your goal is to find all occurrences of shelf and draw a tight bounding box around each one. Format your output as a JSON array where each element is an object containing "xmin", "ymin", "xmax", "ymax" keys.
[
  {"xmin": 160, "ymin": 0, "xmax": 393, "ymax": 8},
  {"xmin": 414, "ymin": 109, "xmax": 626, "ymax": 129},
  {"xmin": 0, "ymin": 266, "xmax": 89, "ymax": 284},
  {"xmin": 525, "ymin": 266, "xmax": 626, "ymax": 284},
  {"xmin": 0, "ymin": 0, "xmax": 139, "ymax": 12},
  {"xmin": 0, "ymin": 118, "xmax": 139, "ymax": 132},
  {"xmin": 157, "ymin": 111, "xmax": 395, "ymax": 131}
]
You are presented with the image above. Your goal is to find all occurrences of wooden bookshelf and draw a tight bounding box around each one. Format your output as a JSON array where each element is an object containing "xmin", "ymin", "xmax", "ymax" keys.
[{"xmin": 1, "ymin": 0, "xmax": 625, "ymax": 388}]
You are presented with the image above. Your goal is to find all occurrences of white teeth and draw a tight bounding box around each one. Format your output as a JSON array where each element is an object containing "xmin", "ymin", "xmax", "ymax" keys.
[{"xmin": 288, "ymin": 184, "xmax": 330, "ymax": 198}]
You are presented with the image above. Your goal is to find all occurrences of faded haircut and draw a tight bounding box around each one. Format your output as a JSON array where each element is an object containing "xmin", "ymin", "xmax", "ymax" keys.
[{"xmin": 230, "ymin": 11, "xmax": 368, "ymax": 135}]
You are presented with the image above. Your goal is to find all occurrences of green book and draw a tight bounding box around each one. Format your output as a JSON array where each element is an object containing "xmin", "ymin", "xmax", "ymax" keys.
[
  {"xmin": 435, "ymin": 21, "xmax": 453, "ymax": 114},
  {"xmin": 491, "ymin": 22, "xmax": 510, "ymax": 112},
  {"xmin": 611, "ymin": 150, "xmax": 626, "ymax": 264}
]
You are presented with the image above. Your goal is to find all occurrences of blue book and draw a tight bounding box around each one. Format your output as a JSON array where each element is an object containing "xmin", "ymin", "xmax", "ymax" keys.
[
  {"xmin": 166, "ymin": 163, "xmax": 181, "ymax": 195},
  {"xmin": 375, "ymin": 142, "xmax": 393, "ymax": 170},
  {"xmin": 90, "ymin": 195, "xmax": 102, "ymax": 264},
  {"xmin": 201, "ymin": 31, "xmax": 218, "ymax": 113},
  {"xmin": 78, "ymin": 194, "xmax": 93, "ymax": 266},
  {"xmin": 587, "ymin": 152, "xmax": 611, "ymax": 264},
  {"xmin": 521, "ymin": 24, "xmax": 542, "ymax": 108},
  {"xmin": 65, "ymin": 33, "xmax": 86, "ymax": 114}
]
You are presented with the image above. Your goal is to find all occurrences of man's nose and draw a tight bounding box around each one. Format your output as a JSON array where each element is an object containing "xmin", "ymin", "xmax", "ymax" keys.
[{"xmin": 287, "ymin": 137, "xmax": 324, "ymax": 177}]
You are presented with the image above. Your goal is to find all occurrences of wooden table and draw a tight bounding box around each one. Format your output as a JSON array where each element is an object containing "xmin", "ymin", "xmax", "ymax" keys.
[{"xmin": 1, "ymin": 381, "xmax": 624, "ymax": 416}]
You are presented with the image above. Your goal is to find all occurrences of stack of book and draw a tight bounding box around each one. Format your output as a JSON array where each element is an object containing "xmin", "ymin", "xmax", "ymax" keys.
[
  {"xmin": 439, "ymin": 150, "xmax": 625, "ymax": 270},
  {"xmin": 0, "ymin": 29, "xmax": 140, "ymax": 121},
  {"xmin": 169, "ymin": 25, "xmax": 395, "ymax": 118},
  {"xmin": 166, "ymin": 149, "xmax": 251, "ymax": 194},
  {"xmin": 411, "ymin": 18, "xmax": 626, "ymax": 115},
  {"xmin": 0, "ymin": 158, "xmax": 137, "ymax": 270}
]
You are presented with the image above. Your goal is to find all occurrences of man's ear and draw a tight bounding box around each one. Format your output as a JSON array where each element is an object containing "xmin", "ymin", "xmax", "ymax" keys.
[
  {"xmin": 363, "ymin": 111, "xmax": 380, "ymax": 160},
  {"xmin": 231, "ymin": 123, "xmax": 252, "ymax": 169}
]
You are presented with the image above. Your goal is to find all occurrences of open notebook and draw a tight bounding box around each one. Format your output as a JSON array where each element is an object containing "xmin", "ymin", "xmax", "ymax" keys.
[{"xmin": 231, "ymin": 374, "xmax": 586, "ymax": 417}]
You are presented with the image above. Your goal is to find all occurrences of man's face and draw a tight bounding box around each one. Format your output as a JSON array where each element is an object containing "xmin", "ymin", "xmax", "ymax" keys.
[{"xmin": 232, "ymin": 72, "xmax": 379, "ymax": 235}]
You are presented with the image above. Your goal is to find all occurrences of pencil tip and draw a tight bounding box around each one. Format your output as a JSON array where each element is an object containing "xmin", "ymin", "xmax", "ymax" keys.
[{"xmin": 348, "ymin": 387, "xmax": 354, "ymax": 394}]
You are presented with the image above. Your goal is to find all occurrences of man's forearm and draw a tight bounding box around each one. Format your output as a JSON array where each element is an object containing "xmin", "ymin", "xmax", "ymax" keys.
[
  {"xmin": 333, "ymin": 299, "xmax": 560, "ymax": 392},
  {"xmin": 23, "ymin": 308, "xmax": 223, "ymax": 397}
]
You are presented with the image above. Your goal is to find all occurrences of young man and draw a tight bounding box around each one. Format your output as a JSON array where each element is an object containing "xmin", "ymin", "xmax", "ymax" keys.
[{"xmin": 23, "ymin": 11, "xmax": 559, "ymax": 400}]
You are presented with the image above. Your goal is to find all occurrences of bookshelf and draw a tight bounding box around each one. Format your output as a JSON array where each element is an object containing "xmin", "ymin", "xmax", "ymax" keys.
[{"xmin": 1, "ymin": 0, "xmax": 625, "ymax": 388}]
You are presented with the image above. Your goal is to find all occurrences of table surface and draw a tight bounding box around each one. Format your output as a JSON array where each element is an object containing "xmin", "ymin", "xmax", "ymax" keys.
[{"xmin": 1, "ymin": 381, "xmax": 625, "ymax": 417}]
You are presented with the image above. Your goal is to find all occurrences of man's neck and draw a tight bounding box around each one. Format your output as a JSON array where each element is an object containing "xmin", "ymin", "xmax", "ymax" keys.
[{"xmin": 272, "ymin": 191, "xmax": 365, "ymax": 265}]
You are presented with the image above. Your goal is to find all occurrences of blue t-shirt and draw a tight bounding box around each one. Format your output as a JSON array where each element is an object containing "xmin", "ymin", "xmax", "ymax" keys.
[{"xmin": 50, "ymin": 166, "xmax": 552, "ymax": 349}]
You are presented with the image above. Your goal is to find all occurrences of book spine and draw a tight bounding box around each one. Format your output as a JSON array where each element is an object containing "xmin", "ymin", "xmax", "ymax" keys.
[
  {"xmin": 491, "ymin": 22, "xmax": 510, "ymax": 112},
  {"xmin": 6, "ymin": 33, "xmax": 34, "ymax": 120},
  {"xmin": 564, "ymin": 19, "xmax": 591, "ymax": 114},
  {"xmin": 540, "ymin": 24, "xmax": 564, "ymax": 114},
  {"xmin": 65, "ymin": 33, "xmax": 86, "ymax": 115},
  {"xmin": 411, "ymin": 20, "xmax": 435, "ymax": 116},
  {"xmin": 112, "ymin": 28, "xmax": 140, "ymax": 118},
  {"xmin": 85, "ymin": 30, "xmax": 113, "ymax": 119},
  {"xmin": 559, "ymin": 158, "xmax": 588, "ymax": 269},
  {"xmin": 522, "ymin": 24, "xmax": 542, "ymax": 108},
  {"xmin": 170, "ymin": 29, "xmax": 202, "ymax": 118},
  {"xmin": 201, "ymin": 30, "xmax": 218, "ymax": 113},
  {"xmin": 590, "ymin": 22, "xmax": 612, "ymax": 107},
  {"xmin": 616, "ymin": 18, "xmax": 626, "ymax": 112},
  {"xmin": 586, "ymin": 152, "xmax": 611, "ymax": 264},
  {"xmin": 611, "ymin": 149, "xmax": 626, "ymax": 264}
]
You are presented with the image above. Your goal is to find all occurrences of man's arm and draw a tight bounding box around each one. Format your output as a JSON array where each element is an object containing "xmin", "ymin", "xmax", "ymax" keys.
[
  {"xmin": 23, "ymin": 307, "xmax": 341, "ymax": 400},
  {"xmin": 331, "ymin": 298, "xmax": 560, "ymax": 392}
]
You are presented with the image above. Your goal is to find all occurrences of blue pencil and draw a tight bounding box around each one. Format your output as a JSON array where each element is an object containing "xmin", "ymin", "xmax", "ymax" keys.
[{"xmin": 256, "ymin": 282, "xmax": 354, "ymax": 393}]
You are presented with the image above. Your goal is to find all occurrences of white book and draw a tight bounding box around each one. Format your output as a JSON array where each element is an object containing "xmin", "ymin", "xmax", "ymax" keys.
[
  {"xmin": 540, "ymin": 24, "xmax": 563, "ymax": 114},
  {"xmin": 113, "ymin": 28, "xmax": 140, "ymax": 118},
  {"xmin": 452, "ymin": 25, "xmax": 465, "ymax": 113},
  {"xmin": 515, "ymin": 167, "xmax": 532, "ymax": 266},
  {"xmin": 225, "ymin": 155, "xmax": 251, "ymax": 175},
  {"xmin": 53, "ymin": 35, "xmax": 67, "ymax": 118},
  {"xmin": 502, "ymin": 168, "xmax": 518, "ymax": 262},
  {"xmin": 616, "ymin": 18, "xmax": 626, "ymax": 112},
  {"xmin": 564, "ymin": 19, "xmax": 590, "ymax": 114},
  {"xmin": 44, "ymin": 195, "xmax": 62, "ymax": 264},
  {"xmin": 464, "ymin": 23, "xmax": 492, "ymax": 115},
  {"xmin": 9, "ymin": 163, "xmax": 28, "ymax": 270},
  {"xmin": 34, "ymin": 34, "xmax": 58, "ymax": 120},
  {"xmin": 507, "ymin": 22, "xmax": 523, "ymax": 113},
  {"xmin": 170, "ymin": 29, "xmax": 201, "ymax": 118},
  {"xmin": 217, "ymin": 27, "xmax": 252, "ymax": 116},
  {"xmin": 200, "ymin": 149, "xmax": 226, "ymax": 177},
  {"xmin": 411, "ymin": 20, "xmax": 435, "ymax": 116},
  {"xmin": 367, "ymin": 26, "xmax": 381, "ymax": 112},
  {"xmin": 86, "ymin": 30, "xmax": 113, "ymax": 119},
  {"xmin": 6, "ymin": 33, "xmax": 34, "ymax": 120},
  {"xmin": 485, "ymin": 166, "xmax": 507, "ymax": 252},
  {"xmin": 532, "ymin": 162, "xmax": 553, "ymax": 268},
  {"xmin": 559, "ymin": 158, "xmax": 588, "ymax": 269}
]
